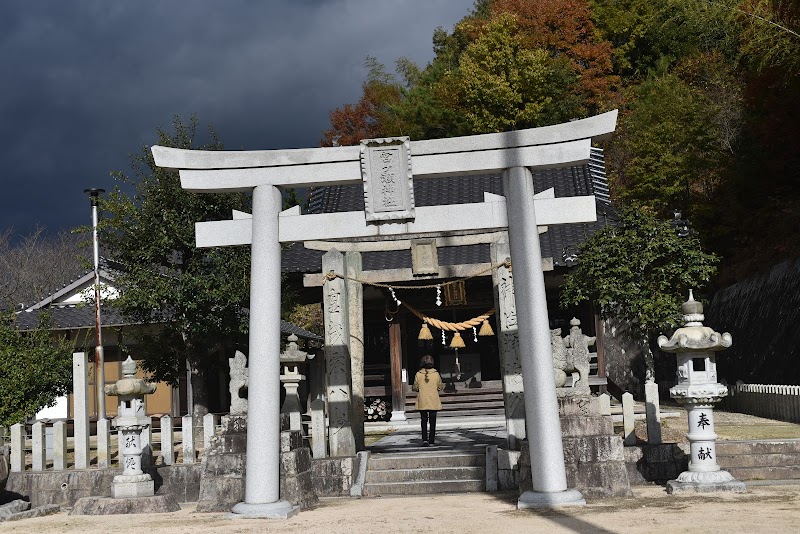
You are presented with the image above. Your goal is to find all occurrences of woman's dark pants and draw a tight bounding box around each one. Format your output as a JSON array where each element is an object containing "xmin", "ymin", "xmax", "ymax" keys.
[{"xmin": 420, "ymin": 410, "xmax": 438, "ymax": 443}]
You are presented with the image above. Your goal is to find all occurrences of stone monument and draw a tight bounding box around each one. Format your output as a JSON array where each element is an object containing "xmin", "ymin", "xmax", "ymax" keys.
[{"xmin": 658, "ymin": 291, "xmax": 746, "ymax": 493}]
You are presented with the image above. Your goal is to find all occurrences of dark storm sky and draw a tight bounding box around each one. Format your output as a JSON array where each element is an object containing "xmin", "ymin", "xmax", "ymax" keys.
[{"xmin": 0, "ymin": 0, "xmax": 472, "ymax": 237}]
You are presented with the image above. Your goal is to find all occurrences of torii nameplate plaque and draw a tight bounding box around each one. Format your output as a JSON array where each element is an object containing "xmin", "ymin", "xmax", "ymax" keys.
[{"xmin": 360, "ymin": 136, "xmax": 415, "ymax": 223}]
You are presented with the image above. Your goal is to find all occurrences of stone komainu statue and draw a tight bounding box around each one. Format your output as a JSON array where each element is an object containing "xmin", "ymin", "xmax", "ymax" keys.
[
  {"xmin": 228, "ymin": 351, "xmax": 249, "ymax": 414},
  {"xmin": 552, "ymin": 318, "xmax": 595, "ymax": 397}
]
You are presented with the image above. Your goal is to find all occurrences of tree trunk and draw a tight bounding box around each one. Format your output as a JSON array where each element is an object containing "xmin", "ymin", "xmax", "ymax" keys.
[
  {"xmin": 183, "ymin": 336, "xmax": 209, "ymax": 432},
  {"xmin": 190, "ymin": 363, "xmax": 209, "ymax": 420}
]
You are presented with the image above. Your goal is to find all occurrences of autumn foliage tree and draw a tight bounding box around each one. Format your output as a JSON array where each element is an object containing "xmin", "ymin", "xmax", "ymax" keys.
[
  {"xmin": 491, "ymin": 0, "xmax": 618, "ymax": 114},
  {"xmin": 322, "ymin": 0, "xmax": 619, "ymax": 143}
]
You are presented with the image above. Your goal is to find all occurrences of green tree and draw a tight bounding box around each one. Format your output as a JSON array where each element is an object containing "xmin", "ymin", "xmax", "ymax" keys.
[
  {"xmin": 99, "ymin": 115, "xmax": 251, "ymax": 420},
  {"xmin": 437, "ymin": 13, "xmax": 579, "ymax": 133},
  {"xmin": 0, "ymin": 312, "xmax": 73, "ymax": 426},
  {"xmin": 608, "ymin": 56, "xmax": 741, "ymax": 223},
  {"xmin": 560, "ymin": 206, "xmax": 718, "ymax": 380}
]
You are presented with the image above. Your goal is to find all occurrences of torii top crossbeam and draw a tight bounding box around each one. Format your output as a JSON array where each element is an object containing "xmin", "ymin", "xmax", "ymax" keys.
[{"xmin": 152, "ymin": 110, "xmax": 617, "ymax": 192}]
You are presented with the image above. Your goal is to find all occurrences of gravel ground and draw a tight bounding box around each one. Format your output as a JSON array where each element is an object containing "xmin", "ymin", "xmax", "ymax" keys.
[{"xmin": 3, "ymin": 485, "xmax": 800, "ymax": 534}]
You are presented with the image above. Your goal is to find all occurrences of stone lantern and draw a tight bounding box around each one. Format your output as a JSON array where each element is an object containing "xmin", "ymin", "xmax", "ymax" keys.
[
  {"xmin": 280, "ymin": 334, "xmax": 313, "ymax": 433},
  {"xmin": 104, "ymin": 356, "xmax": 157, "ymax": 498},
  {"xmin": 657, "ymin": 291, "xmax": 745, "ymax": 493}
]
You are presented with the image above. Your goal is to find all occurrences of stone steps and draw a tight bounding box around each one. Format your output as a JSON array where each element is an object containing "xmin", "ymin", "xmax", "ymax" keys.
[
  {"xmin": 717, "ymin": 452, "xmax": 800, "ymax": 468},
  {"xmin": 362, "ymin": 479, "xmax": 485, "ymax": 496},
  {"xmin": 716, "ymin": 440, "xmax": 800, "ymax": 480},
  {"xmin": 366, "ymin": 466, "xmax": 485, "ymax": 483},
  {"xmin": 626, "ymin": 439, "xmax": 800, "ymax": 485},
  {"xmin": 404, "ymin": 385, "xmax": 506, "ymax": 420},
  {"xmin": 715, "ymin": 439, "xmax": 800, "ymax": 456},
  {"xmin": 369, "ymin": 452, "xmax": 484, "ymax": 470},
  {"xmin": 724, "ymin": 466, "xmax": 800, "ymax": 481},
  {"xmin": 363, "ymin": 451, "xmax": 486, "ymax": 496}
]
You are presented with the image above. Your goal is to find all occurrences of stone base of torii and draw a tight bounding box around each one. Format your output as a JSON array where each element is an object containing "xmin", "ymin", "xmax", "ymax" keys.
[{"xmin": 151, "ymin": 110, "xmax": 618, "ymax": 516}]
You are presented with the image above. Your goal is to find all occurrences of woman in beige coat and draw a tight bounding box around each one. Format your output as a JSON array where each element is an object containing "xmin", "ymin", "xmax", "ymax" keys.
[{"xmin": 412, "ymin": 354, "xmax": 444, "ymax": 446}]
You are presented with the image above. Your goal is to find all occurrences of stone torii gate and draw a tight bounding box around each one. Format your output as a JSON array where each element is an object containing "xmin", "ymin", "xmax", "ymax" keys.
[{"xmin": 151, "ymin": 110, "xmax": 617, "ymax": 517}]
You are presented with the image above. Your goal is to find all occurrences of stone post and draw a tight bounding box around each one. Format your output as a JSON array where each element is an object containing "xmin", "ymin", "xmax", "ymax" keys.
[
  {"xmin": 345, "ymin": 251, "xmax": 366, "ymax": 450},
  {"xmin": 491, "ymin": 236, "xmax": 526, "ymax": 449},
  {"xmin": 322, "ymin": 249, "xmax": 356, "ymax": 457},
  {"xmin": 53, "ymin": 420, "xmax": 67, "ymax": 471},
  {"xmin": 31, "ymin": 422, "xmax": 45, "ymax": 472},
  {"xmin": 598, "ymin": 393, "xmax": 612, "ymax": 416},
  {"xmin": 203, "ymin": 413, "xmax": 218, "ymax": 450},
  {"xmin": 504, "ymin": 166, "xmax": 585, "ymax": 508},
  {"xmin": 182, "ymin": 415, "xmax": 195, "ymax": 465},
  {"xmin": 622, "ymin": 392, "xmax": 636, "ymax": 446},
  {"xmin": 644, "ymin": 382, "xmax": 662, "ymax": 444},
  {"xmin": 97, "ymin": 418, "xmax": 112, "ymax": 468},
  {"xmin": 10, "ymin": 423, "xmax": 24, "ymax": 472},
  {"xmin": 161, "ymin": 415, "xmax": 174, "ymax": 465},
  {"xmin": 73, "ymin": 352, "xmax": 90, "ymax": 470},
  {"xmin": 310, "ymin": 398, "xmax": 327, "ymax": 459},
  {"xmin": 230, "ymin": 185, "xmax": 298, "ymax": 518},
  {"xmin": 141, "ymin": 418, "xmax": 153, "ymax": 468}
]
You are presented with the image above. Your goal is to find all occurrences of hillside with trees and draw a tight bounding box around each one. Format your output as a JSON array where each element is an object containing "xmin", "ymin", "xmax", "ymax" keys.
[{"xmin": 322, "ymin": 0, "xmax": 800, "ymax": 287}]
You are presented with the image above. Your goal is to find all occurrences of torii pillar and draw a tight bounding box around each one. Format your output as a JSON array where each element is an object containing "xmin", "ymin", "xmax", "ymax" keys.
[
  {"xmin": 231, "ymin": 185, "xmax": 298, "ymax": 518},
  {"xmin": 506, "ymin": 166, "xmax": 585, "ymax": 507}
]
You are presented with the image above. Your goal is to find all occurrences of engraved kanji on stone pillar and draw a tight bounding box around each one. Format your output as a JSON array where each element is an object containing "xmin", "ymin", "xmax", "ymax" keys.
[
  {"xmin": 322, "ymin": 249, "xmax": 356, "ymax": 457},
  {"xmin": 491, "ymin": 236, "xmax": 526, "ymax": 448}
]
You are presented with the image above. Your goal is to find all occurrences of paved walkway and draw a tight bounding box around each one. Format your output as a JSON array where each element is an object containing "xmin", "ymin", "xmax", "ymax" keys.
[{"xmin": 367, "ymin": 422, "xmax": 507, "ymax": 454}]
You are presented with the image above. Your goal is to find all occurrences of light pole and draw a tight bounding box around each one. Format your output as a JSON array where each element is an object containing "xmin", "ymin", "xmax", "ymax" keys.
[{"xmin": 84, "ymin": 188, "xmax": 106, "ymax": 420}]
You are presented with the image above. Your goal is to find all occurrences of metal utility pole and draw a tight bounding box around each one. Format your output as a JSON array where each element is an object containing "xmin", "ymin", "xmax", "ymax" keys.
[{"xmin": 84, "ymin": 188, "xmax": 106, "ymax": 420}]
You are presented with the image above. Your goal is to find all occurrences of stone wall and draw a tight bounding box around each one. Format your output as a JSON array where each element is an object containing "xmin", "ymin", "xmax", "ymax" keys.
[
  {"xmin": 312, "ymin": 456, "xmax": 356, "ymax": 497},
  {"xmin": 624, "ymin": 443, "xmax": 689, "ymax": 485},
  {"xmin": 2, "ymin": 465, "xmax": 201, "ymax": 507},
  {"xmin": 517, "ymin": 398, "xmax": 632, "ymax": 498},
  {"xmin": 197, "ymin": 415, "xmax": 318, "ymax": 511},
  {"xmin": 497, "ymin": 450, "xmax": 520, "ymax": 491}
]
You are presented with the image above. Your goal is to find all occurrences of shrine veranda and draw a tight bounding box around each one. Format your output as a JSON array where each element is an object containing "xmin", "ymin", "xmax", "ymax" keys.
[{"xmin": 150, "ymin": 111, "xmax": 619, "ymax": 515}]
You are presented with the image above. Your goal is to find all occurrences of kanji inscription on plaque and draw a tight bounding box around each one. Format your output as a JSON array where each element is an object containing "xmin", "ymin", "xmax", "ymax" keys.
[{"xmin": 360, "ymin": 136, "xmax": 415, "ymax": 222}]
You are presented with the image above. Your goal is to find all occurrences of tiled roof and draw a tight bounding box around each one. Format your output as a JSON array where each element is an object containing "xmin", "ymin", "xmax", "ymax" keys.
[
  {"xmin": 287, "ymin": 151, "xmax": 614, "ymax": 273},
  {"xmin": 279, "ymin": 319, "xmax": 323, "ymax": 341},
  {"xmin": 14, "ymin": 303, "xmax": 132, "ymax": 331},
  {"xmin": 14, "ymin": 303, "xmax": 323, "ymax": 341}
]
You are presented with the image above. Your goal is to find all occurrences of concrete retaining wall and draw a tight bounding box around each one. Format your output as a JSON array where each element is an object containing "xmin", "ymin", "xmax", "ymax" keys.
[{"xmin": 3, "ymin": 465, "xmax": 202, "ymax": 507}]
